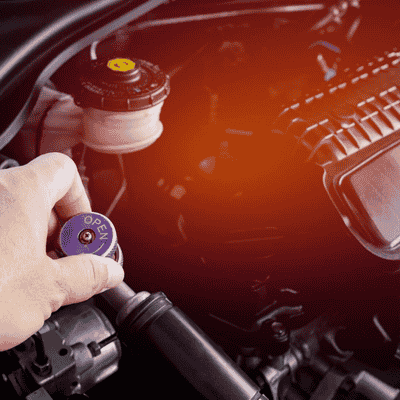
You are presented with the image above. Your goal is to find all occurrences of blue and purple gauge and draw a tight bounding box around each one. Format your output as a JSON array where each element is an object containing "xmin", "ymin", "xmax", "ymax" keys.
[{"xmin": 58, "ymin": 212, "xmax": 122, "ymax": 265}]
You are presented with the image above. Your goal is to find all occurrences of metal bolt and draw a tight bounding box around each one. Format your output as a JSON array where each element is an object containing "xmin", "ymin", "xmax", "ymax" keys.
[
  {"xmin": 271, "ymin": 322, "xmax": 285, "ymax": 335},
  {"xmin": 82, "ymin": 231, "xmax": 92, "ymax": 242},
  {"xmin": 88, "ymin": 341, "xmax": 101, "ymax": 357},
  {"xmin": 269, "ymin": 321, "xmax": 289, "ymax": 345},
  {"xmin": 79, "ymin": 229, "xmax": 95, "ymax": 245},
  {"xmin": 88, "ymin": 333, "xmax": 118, "ymax": 358},
  {"xmin": 31, "ymin": 359, "xmax": 52, "ymax": 377},
  {"xmin": 340, "ymin": 377, "xmax": 355, "ymax": 393}
]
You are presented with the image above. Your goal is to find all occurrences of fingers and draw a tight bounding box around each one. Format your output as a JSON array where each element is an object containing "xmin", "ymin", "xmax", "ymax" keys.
[
  {"xmin": 52, "ymin": 254, "xmax": 124, "ymax": 306},
  {"xmin": 23, "ymin": 152, "xmax": 91, "ymax": 223}
]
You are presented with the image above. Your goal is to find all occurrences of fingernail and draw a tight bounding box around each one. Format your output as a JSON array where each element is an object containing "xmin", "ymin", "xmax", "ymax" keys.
[
  {"xmin": 47, "ymin": 250, "xmax": 59, "ymax": 260},
  {"xmin": 106, "ymin": 259, "xmax": 124, "ymax": 288}
]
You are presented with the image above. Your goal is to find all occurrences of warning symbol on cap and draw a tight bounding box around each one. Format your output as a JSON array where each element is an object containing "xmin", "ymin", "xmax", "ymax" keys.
[{"xmin": 107, "ymin": 58, "xmax": 136, "ymax": 72}]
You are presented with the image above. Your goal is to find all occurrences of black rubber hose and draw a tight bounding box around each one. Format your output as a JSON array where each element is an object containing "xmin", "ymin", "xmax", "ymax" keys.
[{"xmin": 116, "ymin": 291, "xmax": 269, "ymax": 400}]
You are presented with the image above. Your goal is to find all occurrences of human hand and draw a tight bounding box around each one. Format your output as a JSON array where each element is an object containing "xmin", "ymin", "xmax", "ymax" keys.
[{"xmin": 0, "ymin": 152, "xmax": 124, "ymax": 351}]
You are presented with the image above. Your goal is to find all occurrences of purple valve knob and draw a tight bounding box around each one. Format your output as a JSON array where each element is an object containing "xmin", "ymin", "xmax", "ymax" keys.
[{"xmin": 57, "ymin": 212, "xmax": 123, "ymax": 266}]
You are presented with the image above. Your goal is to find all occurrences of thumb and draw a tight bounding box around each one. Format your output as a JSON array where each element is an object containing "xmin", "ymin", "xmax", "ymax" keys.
[{"xmin": 53, "ymin": 254, "xmax": 124, "ymax": 305}]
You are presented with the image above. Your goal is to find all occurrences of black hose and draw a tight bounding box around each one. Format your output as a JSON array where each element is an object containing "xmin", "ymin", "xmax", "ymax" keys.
[{"xmin": 117, "ymin": 291, "xmax": 268, "ymax": 400}]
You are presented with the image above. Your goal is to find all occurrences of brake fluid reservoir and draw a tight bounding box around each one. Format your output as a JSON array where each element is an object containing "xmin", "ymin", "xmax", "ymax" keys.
[{"xmin": 72, "ymin": 57, "xmax": 170, "ymax": 154}]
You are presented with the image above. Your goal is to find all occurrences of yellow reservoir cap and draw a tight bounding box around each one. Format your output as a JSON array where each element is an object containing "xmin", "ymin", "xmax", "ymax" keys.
[{"xmin": 107, "ymin": 58, "xmax": 136, "ymax": 72}]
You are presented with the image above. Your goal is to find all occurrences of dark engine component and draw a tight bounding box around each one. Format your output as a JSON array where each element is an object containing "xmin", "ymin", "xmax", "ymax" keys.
[
  {"xmin": 275, "ymin": 48, "xmax": 400, "ymax": 259},
  {"xmin": 1, "ymin": 302, "xmax": 121, "ymax": 398},
  {"xmin": 1, "ymin": 212, "xmax": 125, "ymax": 398}
]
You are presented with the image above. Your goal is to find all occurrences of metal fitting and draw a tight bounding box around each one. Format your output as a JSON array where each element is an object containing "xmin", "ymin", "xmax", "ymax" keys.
[
  {"xmin": 79, "ymin": 229, "xmax": 95, "ymax": 245},
  {"xmin": 271, "ymin": 321, "xmax": 289, "ymax": 343},
  {"xmin": 31, "ymin": 359, "xmax": 52, "ymax": 377},
  {"xmin": 87, "ymin": 341, "xmax": 101, "ymax": 358}
]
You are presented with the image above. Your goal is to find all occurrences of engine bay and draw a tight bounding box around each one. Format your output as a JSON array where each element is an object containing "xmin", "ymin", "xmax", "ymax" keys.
[{"xmin": 3, "ymin": 1, "xmax": 400, "ymax": 399}]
